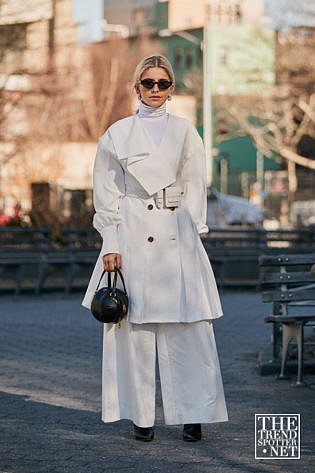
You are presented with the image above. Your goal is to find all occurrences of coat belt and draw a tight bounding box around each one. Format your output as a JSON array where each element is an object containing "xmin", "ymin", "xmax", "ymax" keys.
[{"xmin": 125, "ymin": 185, "xmax": 183, "ymax": 209}]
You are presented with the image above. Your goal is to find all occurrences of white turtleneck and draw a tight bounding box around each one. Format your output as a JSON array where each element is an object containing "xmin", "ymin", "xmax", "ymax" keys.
[{"xmin": 138, "ymin": 100, "xmax": 168, "ymax": 146}]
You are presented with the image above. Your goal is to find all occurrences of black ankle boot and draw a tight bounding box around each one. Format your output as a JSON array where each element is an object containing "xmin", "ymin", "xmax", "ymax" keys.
[
  {"xmin": 133, "ymin": 423, "xmax": 154, "ymax": 441},
  {"xmin": 183, "ymin": 423, "xmax": 202, "ymax": 441}
]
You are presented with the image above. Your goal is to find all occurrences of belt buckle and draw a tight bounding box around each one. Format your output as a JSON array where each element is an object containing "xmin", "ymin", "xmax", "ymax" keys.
[
  {"xmin": 155, "ymin": 187, "xmax": 182, "ymax": 209},
  {"xmin": 164, "ymin": 187, "xmax": 181, "ymax": 209}
]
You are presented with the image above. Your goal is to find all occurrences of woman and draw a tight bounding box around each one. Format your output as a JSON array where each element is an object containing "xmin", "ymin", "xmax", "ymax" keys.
[{"xmin": 82, "ymin": 55, "xmax": 228, "ymax": 442}]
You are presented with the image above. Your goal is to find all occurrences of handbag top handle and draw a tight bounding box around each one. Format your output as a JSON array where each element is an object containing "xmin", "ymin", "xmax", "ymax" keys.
[{"xmin": 95, "ymin": 267, "xmax": 127, "ymax": 295}]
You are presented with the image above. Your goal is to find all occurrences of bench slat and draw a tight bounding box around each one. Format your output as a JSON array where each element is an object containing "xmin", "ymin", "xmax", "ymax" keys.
[
  {"xmin": 259, "ymin": 254, "xmax": 315, "ymax": 266},
  {"xmin": 262, "ymin": 288, "xmax": 315, "ymax": 302},
  {"xmin": 261, "ymin": 271, "xmax": 315, "ymax": 284},
  {"xmin": 265, "ymin": 314, "xmax": 315, "ymax": 322}
]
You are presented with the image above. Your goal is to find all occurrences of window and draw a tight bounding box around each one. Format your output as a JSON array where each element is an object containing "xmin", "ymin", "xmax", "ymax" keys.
[
  {"xmin": 132, "ymin": 9, "xmax": 145, "ymax": 27},
  {"xmin": 186, "ymin": 46, "xmax": 194, "ymax": 68},
  {"xmin": 0, "ymin": 23, "xmax": 27, "ymax": 71},
  {"xmin": 174, "ymin": 47, "xmax": 183, "ymax": 69},
  {"xmin": 235, "ymin": 4, "xmax": 242, "ymax": 23},
  {"xmin": 219, "ymin": 46, "xmax": 228, "ymax": 65}
]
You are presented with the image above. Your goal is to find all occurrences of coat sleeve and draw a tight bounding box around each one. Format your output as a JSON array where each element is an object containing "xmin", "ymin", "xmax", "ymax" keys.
[
  {"xmin": 92, "ymin": 132, "xmax": 125, "ymax": 255},
  {"xmin": 181, "ymin": 123, "xmax": 209, "ymax": 235}
]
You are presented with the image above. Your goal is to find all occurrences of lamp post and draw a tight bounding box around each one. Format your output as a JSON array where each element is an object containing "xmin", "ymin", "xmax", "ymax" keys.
[
  {"xmin": 203, "ymin": 20, "xmax": 213, "ymax": 187},
  {"xmin": 256, "ymin": 132, "xmax": 264, "ymax": 188},
  {"xmin": 256, "ymin": 126, "xmax": 271, "ymax": 189}
]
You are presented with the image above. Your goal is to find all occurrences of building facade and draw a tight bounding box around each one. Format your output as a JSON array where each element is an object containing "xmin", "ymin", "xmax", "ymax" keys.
[
  {"xmin": 0, "ymin": 0, "xmax": 95, "ymax": 218},
  {"xmin": 103, "ymin": 0, "xmax": 158, "ymax": 35},
  {"xmin": 0, "ymin": 0, "xmax": 77, "ymax": 73},
  {"xmin": 168, "ymin": 0, "xmax": 265, "ymax": 31},
  {"xmin": 103, "ymin": 0, "xmax": 265, "ymax": 34}
]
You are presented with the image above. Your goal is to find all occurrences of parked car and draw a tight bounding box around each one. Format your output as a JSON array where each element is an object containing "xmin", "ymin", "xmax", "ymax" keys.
[
  {"xmin": 207, "ymin": 187, "xmax": 264, "ymax": 228},
  {"xmin": 290, "ymin": 200, "xmax": 315, "ymax": 228}
]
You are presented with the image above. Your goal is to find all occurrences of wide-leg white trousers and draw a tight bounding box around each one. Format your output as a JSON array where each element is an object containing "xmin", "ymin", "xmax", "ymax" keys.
[{"xmin": 102, "ymin": 320, "xmax": 228, "ymax": 427}]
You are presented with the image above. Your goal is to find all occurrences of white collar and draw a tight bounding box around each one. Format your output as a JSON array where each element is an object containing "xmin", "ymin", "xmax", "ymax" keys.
[{"xmin": 138, "ymin": 100, "xmax": 167, "ymax": 118}]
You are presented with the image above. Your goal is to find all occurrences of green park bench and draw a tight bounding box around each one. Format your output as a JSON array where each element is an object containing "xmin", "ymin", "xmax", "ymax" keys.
[{"xmin": 259, "ymin": 254, "xmax": 315, "ymax": 386}]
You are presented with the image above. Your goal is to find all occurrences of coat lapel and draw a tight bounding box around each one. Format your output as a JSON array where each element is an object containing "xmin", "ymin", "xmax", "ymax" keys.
[{"xmin": 108, "ymin": 115, "xmax": 177, "ymax": 196}]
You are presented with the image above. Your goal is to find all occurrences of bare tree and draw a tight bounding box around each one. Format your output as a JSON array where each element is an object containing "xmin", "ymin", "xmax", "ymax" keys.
[
  {"xmin": 24, "ymin": 34, "xmax": 164, "ymax": 142},
  {"xmin": 214, "ymin": 92, "xmax": 315, "ymax": 170},
  {"xmin": 212, "ymin": 25, "xmax": 315, "ymax": 179},
  {"xmin": 0, "ymin": 19, "xmax": 164, "ymax": 221},
  {"xmin": 83, "ymin": 33, "xmax": 165, "ymax": 140},
  {"xmin": 0, "ymin": 21, "xmax": 29, "ymax": 166}
]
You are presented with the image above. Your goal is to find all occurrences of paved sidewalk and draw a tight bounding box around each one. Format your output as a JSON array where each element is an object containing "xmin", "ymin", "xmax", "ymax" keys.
[{"xmin": 0, "ymin": 290, "xmax": 314, "ymax": 473}]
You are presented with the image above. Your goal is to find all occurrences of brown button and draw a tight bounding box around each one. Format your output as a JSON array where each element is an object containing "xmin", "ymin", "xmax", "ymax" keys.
[
  {"xmin": 147, "ymin": 204, "xmax": 154, "ymax": 210},
  {"xmin": 147, "ymin": 236, "xmax": 154, "ymax": 242},
  {"xmin": 169, "ymin": 207, "xmax": 175, "ymax": 211}
]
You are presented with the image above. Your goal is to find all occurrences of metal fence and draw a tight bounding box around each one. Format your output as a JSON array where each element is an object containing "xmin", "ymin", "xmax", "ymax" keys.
[{"xmin": 1, "ymin": 226, "xmax": 315, "ymax": 294}]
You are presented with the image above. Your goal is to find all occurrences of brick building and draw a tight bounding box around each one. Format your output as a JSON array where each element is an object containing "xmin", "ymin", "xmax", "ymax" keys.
[{"xmin": 0, "ymin": 0, "xmax": 94, "ymax": 219}]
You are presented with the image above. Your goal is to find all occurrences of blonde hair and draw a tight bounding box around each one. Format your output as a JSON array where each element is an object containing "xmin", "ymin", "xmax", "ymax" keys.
[{"xmin": 133, "ymin": 55, "xmax": 175, "ymax": 87}]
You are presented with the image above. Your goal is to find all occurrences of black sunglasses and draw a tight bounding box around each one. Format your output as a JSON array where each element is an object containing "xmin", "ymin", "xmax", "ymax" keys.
[{"xmin": 139, "ymin": 79, "xmax": 173, "ymax": 90}]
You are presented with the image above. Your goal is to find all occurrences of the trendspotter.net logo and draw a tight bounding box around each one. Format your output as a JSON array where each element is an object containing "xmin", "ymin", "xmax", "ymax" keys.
[{"xmin": 255, "ymin": 414, "xmax": 300, "ymax": 459}]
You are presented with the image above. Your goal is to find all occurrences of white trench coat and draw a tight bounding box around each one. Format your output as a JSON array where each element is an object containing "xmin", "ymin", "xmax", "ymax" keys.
[{"xmin": 82, "ymin": 113, "xmax": 223, "ymax": 324}]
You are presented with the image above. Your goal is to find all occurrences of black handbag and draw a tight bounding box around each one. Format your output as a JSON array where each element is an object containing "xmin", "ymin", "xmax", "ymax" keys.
[{"xmin": 91, "ymin": 267, "xmax": 129, "ymax": 324}]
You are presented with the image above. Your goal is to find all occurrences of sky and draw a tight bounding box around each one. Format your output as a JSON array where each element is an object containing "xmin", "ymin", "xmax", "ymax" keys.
[
  {"xmin": 265, "ymin": 0, "xmax": 315, "ymax": 28},
  {"xmin": 73, "ymin": 0, "xmax": 104, "ymax": 43},
  {"xmin": 72, "ymin": 0, "xmax": 315, "ymax": 43}
]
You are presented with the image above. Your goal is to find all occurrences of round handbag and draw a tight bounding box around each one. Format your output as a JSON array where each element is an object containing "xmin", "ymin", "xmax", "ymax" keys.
[{"xmin": 91, "ymin": 267, "xmax": 129, "ymax": 324}]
